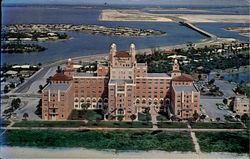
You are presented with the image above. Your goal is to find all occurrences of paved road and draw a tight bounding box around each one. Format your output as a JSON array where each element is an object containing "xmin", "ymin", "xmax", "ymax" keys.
[{"xmin": 13, "ymin": 67, "xmax": 50, "ymax": 93}]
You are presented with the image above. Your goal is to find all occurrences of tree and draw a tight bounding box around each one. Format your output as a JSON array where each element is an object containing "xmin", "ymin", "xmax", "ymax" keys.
[
  {"xmin": 46, "ymin": 76, "xmax": 52, "ymax": 84},
  {"xmin": 130, "ymin": 114, "xmax": 136, "ymax": 127},
  {"xmin": 198, "ymin": 74, "xmax": 202, "ymax": 81},
  {"xmin": 144, "ymin": 107, "xmax": 150, "ymax": 114},
  {"xmin": 19, "ymin": 76, "xmax": 25, "ymax": 83},
  {"xmin": 241, "ymin": 113, "xmax": 248, "ymax": 123},
  {"xmin": 11, "ymin": 98, "xmax": 21, "ymax": 110},
  {"xmin": 35, "ymin": 99, "xmax": 42, "ymax": 117},
  {"xmin": 235, "ymin": 115, "xmax": 240, "ymax": 120},
  {"xmin": 38, "ymin": 85, "xmax": 43, "ymax": 93},
  {"xmin": 223, "ymin": 98, "xmax": 228, "ymax": 105},
  {"xmin": 193, "ymin": 110, "xmax": 199, "ymax": 121},
  {"xmin": 208, "ymin": 79, "xmax": 215, "ymax": 85},
  {"xmin": 9, "ymin": 83, "xmax": 15, "ymax": 89},
  {"xmin": 4, "ymin": 85, "xmax": 9, "ymax": 93},
  {"xmin": 23, "ymin": 112, "xmax": 29, "ymax": 120},
  {"xmin": 200, "ymin": 114, "xmax": 206, "ymax": 121},
  {"xmin": 170, "ymin": 115, "xmax": 176, "ymax": 121},
  {"xmin": 56, "ymin": 66, "xmax": 62, "ymax": 73}
]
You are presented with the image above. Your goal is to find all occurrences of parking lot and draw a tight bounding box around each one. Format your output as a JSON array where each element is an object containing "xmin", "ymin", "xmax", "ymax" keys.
[{"xmin": 200, "ymin": 97, "xmax": 229, "ymax": 121}]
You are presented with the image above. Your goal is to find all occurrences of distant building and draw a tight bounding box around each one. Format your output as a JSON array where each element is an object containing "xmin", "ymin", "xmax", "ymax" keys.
[
  {"xmin": 5, "ymin": 70, "xmax": 18, "ymax": 77},
  {"xmin": 230, "ymin": 94, "xmax": 249, "ymax": 116},
  {"xmin": 42, "ymin": 43, "xmax": 200, "ymax": 121}
]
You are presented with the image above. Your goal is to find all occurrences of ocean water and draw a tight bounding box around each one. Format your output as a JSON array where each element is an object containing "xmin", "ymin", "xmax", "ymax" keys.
[
  {"xmin": 223, "ymin": 72, "xmax": 250, "ymax": 84},
  {"xmin": 1, "ymin": 5, "xmax": 249, "ymax": 64}
]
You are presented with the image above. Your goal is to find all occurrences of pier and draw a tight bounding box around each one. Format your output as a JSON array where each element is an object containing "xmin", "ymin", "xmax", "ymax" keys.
[{"xmin": 180, "ymin": 21, "xmax": 217, "ymax": 38}]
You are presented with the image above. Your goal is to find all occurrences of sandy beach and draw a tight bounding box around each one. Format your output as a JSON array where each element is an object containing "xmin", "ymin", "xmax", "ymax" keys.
[
  {"xmin": 100, "ymin": 9, "xmax": 249, "ymax": 23},
  {"xmin": 1, "ymin": 146, "xmax": 248, "ymax": 159}
]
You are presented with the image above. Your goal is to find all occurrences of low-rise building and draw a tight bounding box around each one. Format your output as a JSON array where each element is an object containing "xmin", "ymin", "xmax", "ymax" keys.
[{"xmin": 230, "ymin": 94, "xmax": 249, "ymax": 116}]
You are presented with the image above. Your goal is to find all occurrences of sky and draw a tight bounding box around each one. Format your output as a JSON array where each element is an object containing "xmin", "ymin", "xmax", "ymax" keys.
[{"xmin": 2, "ymin": 0, "xmax": 249, "ymax": 6}]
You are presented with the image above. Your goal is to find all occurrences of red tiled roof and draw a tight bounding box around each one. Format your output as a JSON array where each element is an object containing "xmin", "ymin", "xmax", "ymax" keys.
[
  {"xmin": 51, "ymin": 73, "xmax": 72, "ymax": 81},
  {"xmin": 161, "ymin": 50, "xmax": 177, "ymax": 55},
  {"xmin": 114, "ymin": 51, "xmax": 131, "ymax": 57},
  {"xmin": 172, "ymin": 73, "xmax": 193, "ymax": 82}
]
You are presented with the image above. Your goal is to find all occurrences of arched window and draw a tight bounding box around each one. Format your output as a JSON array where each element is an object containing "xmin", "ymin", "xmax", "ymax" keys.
[
  {"xmin": 86, "ymin": 97, "xmax": 90, "ymax": 103},
  {"xmin": 92, "ymin": 98, "xmax": 96, "ymax": 103},
  {"xmin": 136, "ymin": 99, "xmax": 140, "ymax": 104},
  {"xmin": 118, "ymin": 108, "xmax": 124, "ymax": 115},
  {"xmin": 142, "ymin": 98, "xmax": 146, "ymax": 104},
  {"xmin": 80, "ymin": 98, "xmax": 84, "ymax": 103},
  {"xmin": 74, "ymin": 98, "xmax": 79, "ymax": 103},
  {"xmin": 148, "ymin": 98, "xmax": 152, "ymax": 105},
  {"xmin": 160, "ymin": 98, "xmax": 164, "ymax": 104},
  {"xmin": 154, "ymin": 98, "xmax": 158, "ymax": 105},
  {"xmin": 98, "ymin": 98, "xmax": 102, "ymax": 103},
  {"xmin": 104, "ymin": 98, "xmax": 108, "ymax": 103},
  {"xmin": 166, "ymin": 98, "xmax": 170, "ymax": 105}
]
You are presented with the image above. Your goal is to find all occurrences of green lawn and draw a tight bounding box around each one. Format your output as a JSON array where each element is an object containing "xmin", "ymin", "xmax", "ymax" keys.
[
  {"xmin": 156, "ymin": 115, "xmax": 169, "ymax": 121},
  {"xmin": 138, "ymin": 112, "xmax": 151, "ymax": 121},
  {"xmin": 190, "ymin": 122, "xmax": 245, "ymax": 129},
  {"xmin": 12, "ymin": 120, "xmax": 152, "ymax": 128},
  {"xmin": 87, "ymin": 121, "xmax": 152, "ymax": 128},
  {"xmin": 157, "ymin": 122, "xmax": 187, "ymax": 128},
  {"xmin": 68, "ymin": 109, "xmax": 104, "ymax": 121},
  {"xmin": 13, "ymin": 120, "xmax": 87, "ymax": 127},
  {"xmin": 2, "ymin": 130, "xmax": 194, "ymax": 151},
  {"xmin": 196, "ymin": 131, "xmax": 249, "ymax": 153}
]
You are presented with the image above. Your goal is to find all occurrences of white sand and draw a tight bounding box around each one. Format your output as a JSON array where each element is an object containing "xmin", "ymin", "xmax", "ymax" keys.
[
  {"xmin": 99, "ymin": 9, "xmax": 173, "ymax": 22},
  {"xmin": 1, "ymin": 146, "xmax": 248, "ymax": 159},
  {"xmin": 100, "ymin": 9, "xmax": 249, "ymax": 23}
]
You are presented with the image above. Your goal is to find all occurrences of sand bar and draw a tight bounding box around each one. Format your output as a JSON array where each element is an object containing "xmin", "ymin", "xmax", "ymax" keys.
[{"xmin": 100, "ymin": 9, "xmax": 250, "ymax": 23}]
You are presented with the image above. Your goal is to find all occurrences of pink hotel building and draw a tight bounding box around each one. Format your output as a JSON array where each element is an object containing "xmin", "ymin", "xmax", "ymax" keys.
[{"xmin": 42, "ymin": 43, "xmax": 200, "ymax": 121}]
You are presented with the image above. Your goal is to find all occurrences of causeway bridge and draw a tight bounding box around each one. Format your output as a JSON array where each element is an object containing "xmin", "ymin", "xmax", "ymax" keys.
[{"xmin": 179, "ymin": 21, "xmax": 217, "ymax": 38}]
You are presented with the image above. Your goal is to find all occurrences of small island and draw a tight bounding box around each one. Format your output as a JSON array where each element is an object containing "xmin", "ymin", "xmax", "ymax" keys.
[
  {"xmin": 2, "ymin": 24, "xmax": 166, "ymax": 53},
  {"xmin": 2, "ymin": 43, "xmax": 46, "ymax": 53},
  {"xmin": 3, "ymin": 24, "xmax": 166, "ymax": 39}
]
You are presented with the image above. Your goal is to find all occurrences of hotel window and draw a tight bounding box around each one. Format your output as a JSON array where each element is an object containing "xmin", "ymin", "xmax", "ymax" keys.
[
  {"xmin": 136, "ymin": 99, "xmax": 140, "ymax": 104},
  {"xmin": 142, "ymin": 99, "xmax": 146, "ymax": 104}
]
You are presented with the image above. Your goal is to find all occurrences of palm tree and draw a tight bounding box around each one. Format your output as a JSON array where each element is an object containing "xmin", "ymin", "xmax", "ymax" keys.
[
  {"xmin": 46, "ymin": 76, "xmax": 52, "ymax": 84},
  {"xmin": 130, "ymin": 114, "xmax": 136, "ymax": 127},
  {"xmin": 200, "ymin": 114, "xmax": 206, "ymax": 121},
  {"xmin": 193, "ymin": 110, "xmax": 199, "ymax": 121},
  {"xmin": 23, "ymin": 112, "xmax": 29, "ymax": 120}
]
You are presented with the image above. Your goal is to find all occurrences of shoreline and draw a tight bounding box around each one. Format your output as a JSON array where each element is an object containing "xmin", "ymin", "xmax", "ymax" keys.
[{"xmin": 40, "ymin": 37, "xmax": 237, "ymax": 67}]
